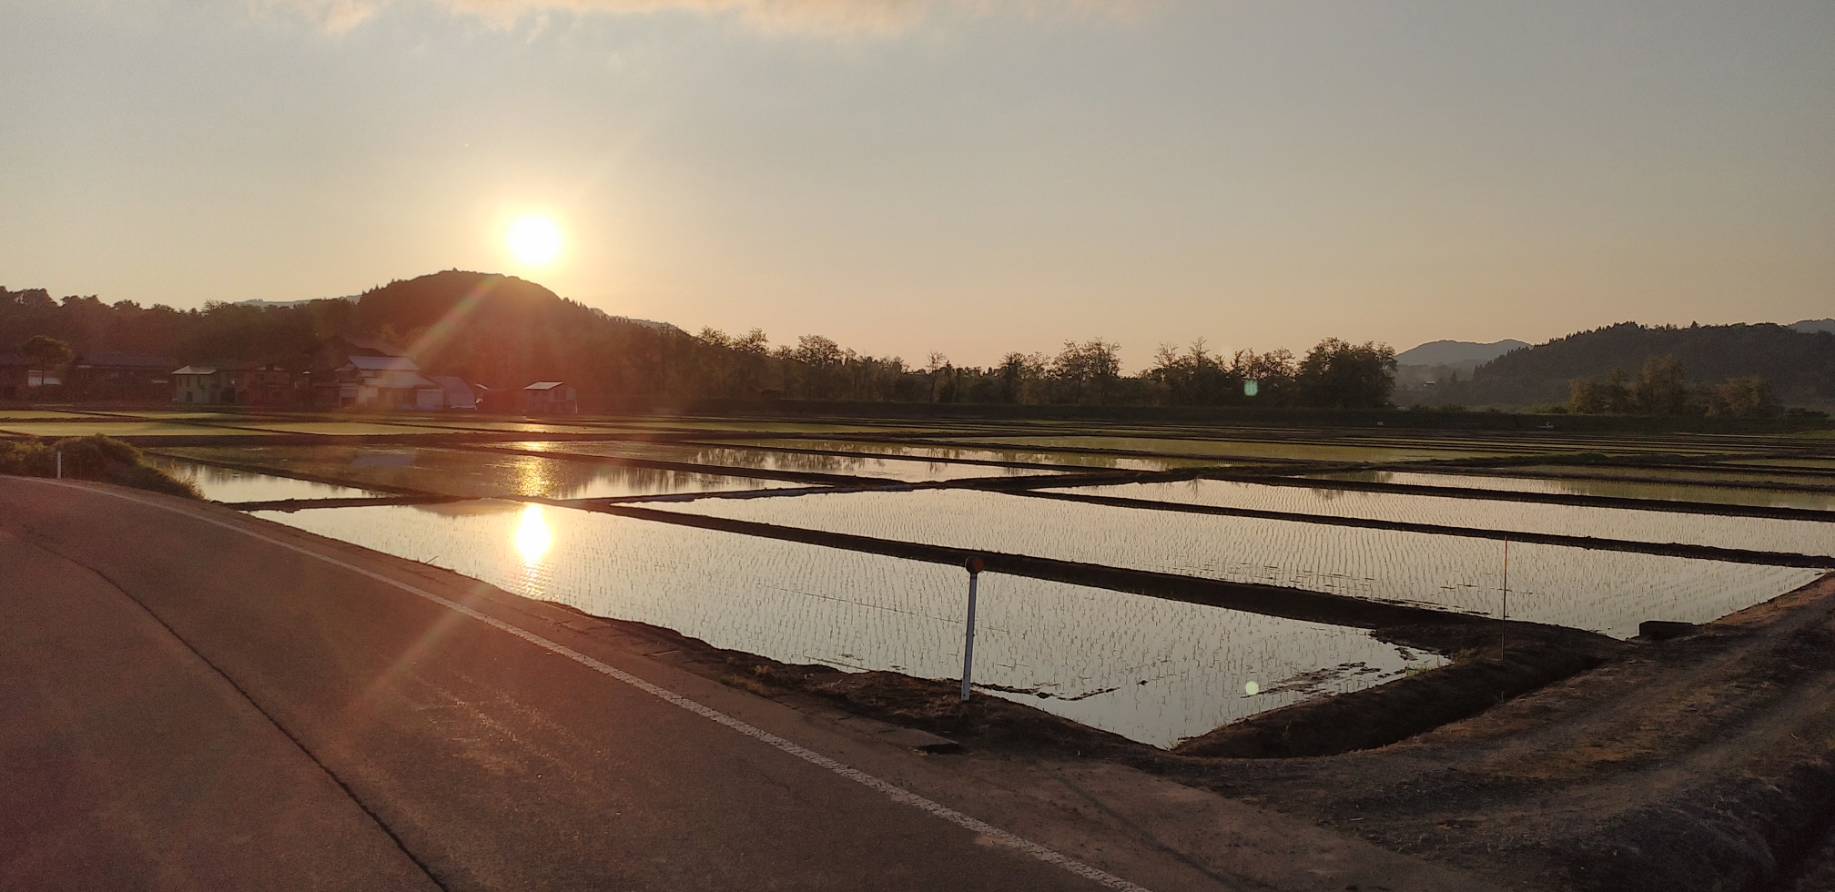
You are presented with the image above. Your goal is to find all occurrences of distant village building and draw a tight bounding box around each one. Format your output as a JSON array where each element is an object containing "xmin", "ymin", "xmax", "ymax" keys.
[
  {"xmin": 519, "ymin": 381, "xmax": 578, "ymax": 415},
  {"xmin": 171, "ymin": 362, "xmax": 295, "ymax": 405},
  {"xmin": 0, "ymin": 352, "xmax": 60, "ymax": 399},
  {"xmin": 69, "ymin": 352, "xmax": 175, "ymax": 402},
  {"xmin": 431, "ymin": 376, "xmax": 479, "ymax": 410},
  {"xmin": 334, "ymin": 356, "xmax": 437, "ymax": 409},
  {"xmin": 162, "ymin": 335, "xmax": 482, "ymax": 411},
  {"xmin": 172, "ymin": 366, "xmax": 224, "ymax": 404}
]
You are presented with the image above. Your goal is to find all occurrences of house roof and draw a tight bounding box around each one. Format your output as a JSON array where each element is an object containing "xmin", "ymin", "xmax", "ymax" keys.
[
  {"xmin": 524, "ymin": 381, "xmax": 568, "ymax": 391},
  {"xmin": 172, "ymin": 366, "xmax": 218, "ymax": 376},
  {"xmin": 342, "ymin": 335, "xmax": 406, "ymax": 356},
  {"xmin": 367, "ymin": 370, "xmax": 439, "ymax": 390},
  {"xmin": 345, "ymin": 355, "xmax": 420, "ymax": 372}
]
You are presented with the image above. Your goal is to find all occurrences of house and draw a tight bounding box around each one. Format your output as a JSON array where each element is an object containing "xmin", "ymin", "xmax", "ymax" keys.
[
  {"xmin": 68, "ymin": 352, "xmax": 176, "ymax": 402},
  {"xmin": 238, "ymin": 363, "xmax": 296, "ymax": 406},
  {"xmin": 353, "ymin": 365, "xmax": 445, "ymax": 410},
  {"xmin": 300, "ymin": 336, "xmax": 414, "ymax": 408},
  {"xmin": 171, "ymin": 362, "xmax": 295, "ymax": 405},
  {"xmin": 0, "ymin": 352, "xmax": 59, "ymax": 399},
  {"xmin": 430, "ymin": 376, "xmax": 478, "ymax": 410},
  {"xmin": 172, "ymin": 366, "xmax": 223, "ymax": 404},
  {"xmin": 519, "ymin": 381, "xmax": 578, "ymax": 415},
  {"xmin": 336, "ymin": 355, "xmax": 442, "ymax": 410}
]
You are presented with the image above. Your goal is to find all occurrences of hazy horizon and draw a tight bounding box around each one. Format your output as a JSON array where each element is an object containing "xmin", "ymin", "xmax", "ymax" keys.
[{"xmin": 3, "ymin": 0, "xmax": 1831, "ymax": 368}]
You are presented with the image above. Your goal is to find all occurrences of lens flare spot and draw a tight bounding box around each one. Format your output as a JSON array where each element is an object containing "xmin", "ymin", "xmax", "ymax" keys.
[{"xmin": 1243, "ymin": 680, "xmax": 1260, "ymax": 696}]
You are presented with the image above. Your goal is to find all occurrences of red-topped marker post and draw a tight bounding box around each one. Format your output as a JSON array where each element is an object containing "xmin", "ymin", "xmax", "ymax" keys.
[{"xmin": 960, "ymin": 557, "xmax": 986, "ymax": 702}]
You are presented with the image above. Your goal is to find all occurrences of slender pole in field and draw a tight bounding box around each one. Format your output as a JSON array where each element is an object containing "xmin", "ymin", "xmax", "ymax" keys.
[
  {"xmin": 1501, "ymin": 540, "xmax": 1510, "ymax": 646},
  {"xmin": 960, "ymin": 557, "xmax": 986, "ymax": 702},
  {"xmin": 55, "ymin": 449, "xmax": 62, "ymax": 480}
]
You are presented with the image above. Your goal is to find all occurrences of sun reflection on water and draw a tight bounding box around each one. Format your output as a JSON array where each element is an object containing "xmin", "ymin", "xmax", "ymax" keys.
[{"xmin": 514, "ymin": 503, "xmax": 554, "ymax": 566}]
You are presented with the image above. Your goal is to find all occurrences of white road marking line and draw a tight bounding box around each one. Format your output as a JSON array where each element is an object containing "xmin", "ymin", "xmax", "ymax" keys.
[{"xmin": 29, "ymin": 480, "xmax": 1152, "ymax": 892}]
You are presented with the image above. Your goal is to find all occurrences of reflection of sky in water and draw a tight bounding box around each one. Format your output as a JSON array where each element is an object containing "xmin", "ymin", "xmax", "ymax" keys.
[
  {"xmin": 1514, "ymin": 464, "xmax": 1835, "ymax": 489},
  {"xmin": 161, "ymin": 445, "xmax": 802, "ymax": 499},
  {"xmin": 255, "ymin": 501, "xmax": 1441, "ymax": 747},
  {"xmin": 1317, "ymin": 470, "xmax": 1835, "ymax": 513},
  {"xmin": 148, "ymin": 456, "xmax": 388, "ymax": 502},
  {"xmin": 920, "ymin": 435, "xmax": 1511, "ymax": 462},
  {"xmin": 655, "ymin": 489, "xmax": 1825, "ymax": 639},
  {"xmin": 1056, "ymin": 479, "xmax": 1835, "ymax": 559}
]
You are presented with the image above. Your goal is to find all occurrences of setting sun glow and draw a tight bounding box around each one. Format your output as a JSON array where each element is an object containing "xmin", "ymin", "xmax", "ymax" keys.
[
  {"xmin": 514, "ymin": 503, "xmax": 554, "ymax": 566},
  {"xmin": 506, "ymin": 215, "xmax": 563, "ymax": 267}
]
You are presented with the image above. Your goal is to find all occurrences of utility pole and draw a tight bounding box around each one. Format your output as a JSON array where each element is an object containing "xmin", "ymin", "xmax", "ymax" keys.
[{"xmin": 960, "ymin": 557, "xmax": 985, "ymax": 702}]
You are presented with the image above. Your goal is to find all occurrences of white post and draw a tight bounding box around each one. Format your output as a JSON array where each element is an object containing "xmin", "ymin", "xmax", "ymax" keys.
[
  {"xmin": 960, "ymin": 557, "xmax": 985, "ymax": 702},
  {"xmin": 55, "ymin": 449, "xmax": 62, "ymax": 479},
  {"xmin": 1501, "ymin": 539, "xmax": 1510, "ymax": 645}
]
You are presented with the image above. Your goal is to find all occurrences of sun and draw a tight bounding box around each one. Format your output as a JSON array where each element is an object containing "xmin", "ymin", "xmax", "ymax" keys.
[{"xmin": 506, "ymin": 215, "xmax": 563, "ymax": 267}]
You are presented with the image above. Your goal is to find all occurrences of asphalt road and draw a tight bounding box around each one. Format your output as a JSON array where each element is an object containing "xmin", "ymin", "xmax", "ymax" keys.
[{"xmin": 0, "ymin": 477, "xmax": 1178, "ymax": 890}]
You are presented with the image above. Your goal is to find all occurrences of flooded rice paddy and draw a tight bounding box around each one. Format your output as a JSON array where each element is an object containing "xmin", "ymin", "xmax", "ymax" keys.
[
  {"xmin": 0, "ymin": 421, "xmax": 274, "ymax": 438},
  {"xmin": 162, "ymin": 445, "xmax": 799, "ymax": 499},
  {"xmin": 651, "ymin": 489, "xmax": 1824, "ymax": 638},
  {"xmin": 1050, "ymin": 479, "xmax": 1835, "ymax": 558},
  {"xmin": 148, "ymin": 455, "xmax": 392, "ymax": 502},
  {"xmin": 490, "ymin": 440, "xmax": 1054, "ymax": 482},
  {"xmin": 700, "ymin": 438, "xmax": 1230, "ymax": 472},
  {"xmin": 255, "ymin": 500, "xmax": 1442, "ymax": 747},
  {"xmin": 926, "ymin": 435, "xmax": 1524, "ymax": 462},
  {"xmin": 1512, "ymin": 464, "xmax": 1835, "ymax": 489},
  {"xmin": 1312, "ymin": 470, "xmax": 1835, "ymax": 512},
  {"xmin": 29, "ymin": 406, "xmax": 1818, "ymax": 745}
]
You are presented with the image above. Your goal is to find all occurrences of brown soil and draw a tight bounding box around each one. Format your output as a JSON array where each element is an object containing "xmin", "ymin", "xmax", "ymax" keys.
[{"xmin": 1185, "ymin": 574, "xmax": 1835, "ymax": 891}]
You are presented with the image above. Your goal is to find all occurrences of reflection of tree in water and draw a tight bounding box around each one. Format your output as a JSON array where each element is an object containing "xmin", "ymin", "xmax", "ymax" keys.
[
  {"xmin": 161, "ymin": 445, "xmax": 777, "ymax": 499},
  {"xmin": 685, "ymin": 447, "xmax": 875, "ymax": 475}
]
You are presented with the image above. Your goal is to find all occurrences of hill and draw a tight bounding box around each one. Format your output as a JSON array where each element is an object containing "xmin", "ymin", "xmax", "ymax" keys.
[
  {"xmin": 1396, "ymin": 339, "xmax": 1528, "ymax": 368},
  {"xmin": 1420, "ymin": 322, "xmax": 1835, "ymax": 408},
  {"xmin": 0, "ymin": 271, "xmax": 914, "ymax": 406},
  {"xmin": 1792, "ymin": 318, "xmax": 1835, "ymax": 335}
]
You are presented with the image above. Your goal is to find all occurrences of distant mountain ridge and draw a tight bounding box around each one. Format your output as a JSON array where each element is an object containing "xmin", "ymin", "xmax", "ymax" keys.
[
  {"xmin": 1792, "ymin": 318, "xmax": 1835, "ymax": 335},
  {"xmin": 1396, "ymin": 339, "xmax": 1529, "ymax": 368},
  {"xmin": 1413, "ymin": 321, "xmax": 1835, "ymax": 408}
]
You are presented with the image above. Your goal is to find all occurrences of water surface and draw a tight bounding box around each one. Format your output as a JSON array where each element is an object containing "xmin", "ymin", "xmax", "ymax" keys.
[
  {"xmin": 164, "ymin": 445, "xmax": 800, "ymax": 499},
  {"xmin": 704, "ymin": 438, "xmax": 1227, "ymax": 472},
  {"xmin": 1312, "ymin": 470, "xmax": 1835, "ymax": 512},
  {"xmin": 149, "ymin": 456, "xmax": 390, "ymax": 502},
  {"xmin": 256, "ymin": 501, "xmax": 1441, "ymax": 746},
  {"xmin": 1053, "ymin": 479, "xmax": 1835, "ymax": 558},
  {"xmin": 653, "ymin": 489, "xmax": 1824, "ymax": 638},
  {"xmin": 498, "ymin": 440, "xmax": 1067, "ymax": 482}
]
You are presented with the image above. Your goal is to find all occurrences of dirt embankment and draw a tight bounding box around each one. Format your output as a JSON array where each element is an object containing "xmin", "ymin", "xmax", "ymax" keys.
[{"xmin": 1190, "ymin": 574, "xmax": 1835, "ymax": 892}]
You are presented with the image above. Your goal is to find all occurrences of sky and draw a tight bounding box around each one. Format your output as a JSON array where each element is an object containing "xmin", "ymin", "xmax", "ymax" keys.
[{"xmin": 2, "ymin": 0, "xmax": 1831, "ymax": 369}]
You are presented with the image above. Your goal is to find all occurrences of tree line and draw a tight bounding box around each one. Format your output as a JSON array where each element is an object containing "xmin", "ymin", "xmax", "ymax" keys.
[
  {"xmin": 1568, "ymin": 356, "xmax": 1781, "ymax": 418},
  {"xmin": 3, "ymin": 273, "xmax": 1402, "ymax": 410}
]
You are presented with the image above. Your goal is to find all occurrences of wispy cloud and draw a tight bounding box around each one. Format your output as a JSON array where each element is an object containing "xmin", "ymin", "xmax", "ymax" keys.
[{"xmin": 274, "ymin": 0, "xmax": 1144, "ymax": 38}]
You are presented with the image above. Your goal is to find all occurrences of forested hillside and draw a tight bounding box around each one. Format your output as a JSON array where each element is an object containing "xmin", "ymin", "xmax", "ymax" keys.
[
  {"xmin": 2, "ymin": 271, "xmax": 1397, "ymax": 410},
  {"xmin": 1423, "ymin": 322, "xmax": 1835, "ymax": 408}
]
